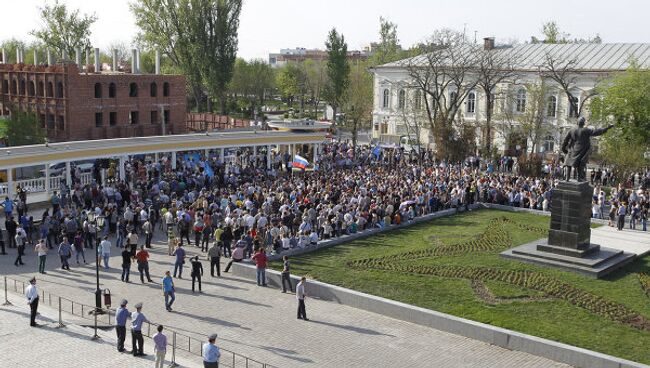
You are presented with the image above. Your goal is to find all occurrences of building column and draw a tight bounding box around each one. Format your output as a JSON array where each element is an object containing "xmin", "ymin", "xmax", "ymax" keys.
[
  {"xmin": 119, "ymin": 157, "xmax": 126, "ymax": 181},
  {"xmin": 44, "ymin": 164, "xmax": 50, "ymax": 193},
  {"xmin": 204, "ymin": 149, "xmax": 209, "ymax": 159},
  {"xmin": 65, "ymin": 162, "xmax": 72, "ymax": 188},
  {"xmin": 219, "ymin": 148, "xmax": 225, "ymax": 164},
  {"xmin": 267, "ymin": 145, "xmax": 272, "ymax": 170},
  {"xmin": 171, "ymin": 152, "xmax": 177, "ymax": 170},
  {"xmin": 154, "ymin": 152, "xmax": 159, "ymax": 163},
  {"xmin": 314, "ymin": 143, "xmax": 319, "ymax": 163},
  {"xmin": 7, "ymin": 169, "xmax": 14, "ymax": 199}
]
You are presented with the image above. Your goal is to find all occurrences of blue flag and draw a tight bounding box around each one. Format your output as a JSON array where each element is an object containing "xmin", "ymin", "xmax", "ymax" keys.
[{"xmin": 372, "ymin": 145, "xmax": 381, "ymax": 158}]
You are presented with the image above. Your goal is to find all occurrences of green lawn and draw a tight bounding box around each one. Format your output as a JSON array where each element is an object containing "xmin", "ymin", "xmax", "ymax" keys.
[{"xmin": 272, "ymin": 210, "xmax": 650, "ymax": 364}]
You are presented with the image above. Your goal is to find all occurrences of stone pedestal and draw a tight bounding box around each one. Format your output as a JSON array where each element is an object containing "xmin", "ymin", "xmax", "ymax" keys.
[{"xmin": 501, "ymin": 181, "xmax": 635, "ymax": 278}]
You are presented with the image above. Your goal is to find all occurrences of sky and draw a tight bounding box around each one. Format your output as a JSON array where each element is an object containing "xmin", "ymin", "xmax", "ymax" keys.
[{"xmin": 2, "ymin": 0, "xmax": 649, "ymax": 61}]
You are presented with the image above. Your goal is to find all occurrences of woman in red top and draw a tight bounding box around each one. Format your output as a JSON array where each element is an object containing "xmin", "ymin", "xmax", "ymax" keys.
[
  {"xmin": 251, "ymin": 248, "xmax": 268, "ymax": 286},
  {"xmin": 135, "ymin": 246, "xmax": 153, "ymax": 283}
]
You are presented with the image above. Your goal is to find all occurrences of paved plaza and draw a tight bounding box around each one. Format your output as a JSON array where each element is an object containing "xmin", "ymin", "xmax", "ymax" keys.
[{"xmin": 0, "ymin": 231, "xmax": 573, "ymax": 368}]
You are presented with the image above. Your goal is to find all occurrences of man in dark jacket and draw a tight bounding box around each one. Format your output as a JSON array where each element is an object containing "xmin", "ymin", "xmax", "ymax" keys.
[{"xmin": 190, "ymin": 256, "xmax": 203, "ymax": 292}]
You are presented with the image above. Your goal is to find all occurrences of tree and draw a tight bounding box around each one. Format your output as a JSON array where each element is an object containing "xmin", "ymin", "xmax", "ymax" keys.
[
  {"xmin": 540, "ymin": 54, "xmax": 598, "ymax": 120},
  {"xmin": 516, "ymin": 82, "xmax": 553, "ymax": 156},
  {"xmin": 475, "ymin": 46, "xmax": 518, "ymax": 156},
  {"xmin": 344, "ymin": 60, "xmax": 373, "ymax": 154},
  {"xmin": 590, "ymin": 65, "xmax": 650, "ymax": 177},
  {"xmin": 303, "ymin": 59, "xmax": 327, "ymax": 118},
  {"xmin": 230, "ymin": 59, "xmax": 275, "ymax": 118},
  {"xmin": 373, "ymin": 17, "xmax": 401, "ymax": 65},
  {"xmin": 323, "ymin": 28, "xmax": 350, "ymax": 124},
  {"xmin": 31, "ymin": 0, "xmax": 97, "ymax": 59},
  {"xmin": 276, "ymin": 63, "xmax": 307, "ymax": 110},
  {"xmin": 195, "ymin": 0, "xmax": 243, "ymax": 114},
  {"xmin": 0, "ymin": 112, "xmax": 45, "ymax": 146},
  {"xmin": 531, "ymin": 21, "xmax": 602, "ymax": 44}
]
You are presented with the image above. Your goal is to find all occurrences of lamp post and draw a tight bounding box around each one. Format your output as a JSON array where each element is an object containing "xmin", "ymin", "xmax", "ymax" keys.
[{"xmin": 88, "ymin": 212, "xmax": 106, "ymax": 314}]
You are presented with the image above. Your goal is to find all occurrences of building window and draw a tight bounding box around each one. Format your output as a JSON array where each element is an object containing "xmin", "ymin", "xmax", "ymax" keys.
[
  {"xmin": 151, "ymin": 110, "xmax": 158, "ymax": 124},
  {"xmin": 129, "ymin": 83, "xmax": 138, "ymax": 97},
  {"xmin": 94, "ymin": 83, "xmax": 102, "ymax": 98},
  {"xmin": 164, "ymin": 109, "xmax": 170, "ymax": 125},
  {"xmin": 47, "ymin": 82, "xmax": 53, "ymax": 97},
  {"xmin": 95, "ymin": 112, "xmax": 103, "ymax": 127},
  {"xmin": 109, "ymin": 83, "xmax": 116, "ymax": 98},
  {"xmin": 515, "ymin": 88, "xmax": 526, "ymax": 113},
  {"xmin": 467, "ymin": 92, "xmax": 476, "ymax": 114},
  {"xmin": 129, "ymin": 111, "xmax": 139, "ymax": 124},
  {"xmin": 19, "ymin": 79, "xmax": 25, "ymax": 95},
  {"xmin": 382, "ymin": 89, "xmax": 389, "ymax": 108},
  {"xmin": 47, "ymin": 114, "xmax": 55, "ymax": 129},
  {"xmin": 28, "ymin": 81, "xmax": 35, "ymax": 96},
  {"xmin": 449, "ymin": 91, "xmax": 458, "ymax": 107},
  {"xmin": 398, "ymin": 90, "xmax": 406, "ymax": 109},
  {"xmin": 543, "ymin": 135, "xmax": 555, "ymax": 153},
  {"xmin": 37, "ymin": 81, "xmax": 44, "ymax": 96},
  {"xmin": 568, "ymin": 95, "xmax": 579, "ymax": 118},
  {"xmin": 2, "ymin": 80, "xmax": 8, "ymax": 94},
  {"xmin": 163, "ymin": 82, "xmax": 170, "ymax": 97},
  {"xmin": 57, "ymin": 115, "xmax": 64, "ymax": 130},
  {"xmin": 150, "ymin": 82, "xmax": 157, "ymax": 97},
  {"xmin": 547, "ymin": 95, "xmax": 557, "ymax": 117},
  {"xmin": 11, "ymin": 79, "xmax": 17, "ymax": 94},
  {"xmin": 109, "ymin": 112, "xmax": 117, "ymax": 126},
  {"xmin": 380, "ymin": 121, "xmax": 388, "ymax": 134},
  {"xmin": 56, "ymin": 82, "xmax": 64, "ymax": 98},
  {"xmin": 414, "ymin": 90, "xmax": 422, "ymax": 110}
]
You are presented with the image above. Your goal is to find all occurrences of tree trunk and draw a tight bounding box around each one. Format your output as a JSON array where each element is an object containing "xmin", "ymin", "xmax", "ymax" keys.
[
  {"xmin": 352, "ymin": 119, "xmax": 358, "ymax": 157},
  {"xmin": 219, "ymin": 91, "xmax": 227, "ymax": 115}
]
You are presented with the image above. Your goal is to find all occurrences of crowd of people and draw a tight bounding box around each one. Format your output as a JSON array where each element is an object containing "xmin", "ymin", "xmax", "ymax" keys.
[{"xmin": 6, "ymin": 141, "xmax": 649, "ymax": 367}]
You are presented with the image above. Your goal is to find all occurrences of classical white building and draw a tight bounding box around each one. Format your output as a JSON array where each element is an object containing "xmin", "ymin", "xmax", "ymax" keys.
[{"xmin": 371, "ymin": 41, "xmax": 650, "ymax": 156}]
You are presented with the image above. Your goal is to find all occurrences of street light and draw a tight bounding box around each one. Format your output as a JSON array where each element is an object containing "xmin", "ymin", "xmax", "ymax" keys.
[{"xmin": 88, "ymin": 212, "xmax": 106, "ymax": 314}]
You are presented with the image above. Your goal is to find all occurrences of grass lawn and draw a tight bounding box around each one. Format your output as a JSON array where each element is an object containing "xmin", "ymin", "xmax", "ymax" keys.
[{"xmin": 272, "ymin": 209, "xmax": 650, "ymax": 364}]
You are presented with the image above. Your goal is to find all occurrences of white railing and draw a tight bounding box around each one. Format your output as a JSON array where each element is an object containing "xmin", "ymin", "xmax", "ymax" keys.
[{"xmin": 0, "ymin": 172, "xmax": 94, "ymax": 198}]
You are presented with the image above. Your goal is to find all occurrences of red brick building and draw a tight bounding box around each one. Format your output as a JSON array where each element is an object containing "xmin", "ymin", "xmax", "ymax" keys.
[{"xmin": 0, "ymin": 61, "xmax": 186, "ymax": 142}]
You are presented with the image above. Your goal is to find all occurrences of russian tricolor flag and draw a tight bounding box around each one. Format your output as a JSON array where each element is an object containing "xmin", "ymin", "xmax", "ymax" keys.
[{"xmin": 292, "ymin": 155, "xmax": 309, "ymax": 169}]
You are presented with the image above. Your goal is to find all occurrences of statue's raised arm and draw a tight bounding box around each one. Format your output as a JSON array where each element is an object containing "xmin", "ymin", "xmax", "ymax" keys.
[{"xmin": 562, "ymin": 118, "xmax": 614, "ymax": 182}]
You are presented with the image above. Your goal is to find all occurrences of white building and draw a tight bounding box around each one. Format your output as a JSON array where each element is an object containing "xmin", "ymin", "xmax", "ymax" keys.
[{"xmin": 371, "ymin": 41, "xmax": 650, "ymax": 156}]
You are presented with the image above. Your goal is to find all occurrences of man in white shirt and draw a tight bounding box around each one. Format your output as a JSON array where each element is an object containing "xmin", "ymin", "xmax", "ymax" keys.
[
  {"xmin": 99, "ymin": 236, "xmax": 111, "ymax": 269},
  {"xmin": 296, "ymin": 277, "xmax": 309, "ymax": 321},
  {"xmin": 25, "ymin": 277, "xmax": 39, "ymax": 327}
]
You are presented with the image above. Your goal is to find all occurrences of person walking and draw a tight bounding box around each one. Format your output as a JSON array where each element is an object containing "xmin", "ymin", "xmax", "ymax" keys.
[
  {"xmin": 296, "ymin": 276, "xmax": 309, "ymax": 321},
  {"xmin": 115, "ymin": 299, "xmax": 130, "ymax": 353},
  {"xmin": 121, "ymin": 246, "xmax": 132, "ymax": 282},
  {"xmin": 172, "ymin": 244, "xmax": 186, "ymax": 278},
  {"xmin": 13, "ymin": 229, "xmax": 26, "ymax": 266},
  {"xmin": 224, "ymin": 244, "xmax": 244, "ymax": 273},
  {"xmin": 135, "ymin": 246, "xmax": 153, "ymax": 283},
  {"xmin": 131, "ymin": 302, "xmax": 148, "ymax": 357},
  {"xmin": 5, "ymin": 215, "xmax": 17, "ymax": 249},
  {"xmin": 35, "ymin": 239, "xmax": 48, "ymax": 274},
  {"xmin": 202, "ymin": 334, "xmax": 221, "ymax": 368},
  {"xmin": 73, "ymin": 231, "xmax": 86, "ymax": 265},
  {"xmin": 207, "ymin": 241, "xmax": 222, "ymax": 277},
  {"xmin": 162, "ymin": 271, "xmax": 175, "ymax": 311},
  {"xmin": 127, "ymin": 230, "xmax": 139, "ymax": 258},
  {"xmin": 167, "ymin": 229, "xmax": 177, "ymax": 256},
  {"xmin": 190, "ymin": 256, "xmax": 204, "ymax": 293},
  {"xmin": 25, "ymin": 277, "xmax": 40, "ymax": 327},
  {"xmin": 143, "ymin": 219, "xmax": 153, "ymax": 249},
  {"xmin": 57, "ymin": 237, "xmax": 72, "ymax": 270},
  {"xmin": 281, "ymin": 255, "xmax": 293, "ymax": 293},
  {"xmin": 153, "ymin": 325, "xmax": 167, "ymax": 368},
  {"xmin": 252, "ymin": 247, "xmax": 268, "ymax": 286},
  {"xmin": 99, "ymin": 236, "xmax": 111, "ymax": 269}
]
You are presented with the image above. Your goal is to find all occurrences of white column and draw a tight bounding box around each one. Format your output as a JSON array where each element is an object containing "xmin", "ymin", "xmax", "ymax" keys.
[
  {"xmin": 171, "ymin": 152, "xmax": 177, "ymax": 169},
  {"xmin": 154, "ymin": 152, "xmax": 160, "ymax": 162},
  {"xmin": 267, "ymin": 145, "xmax": 272, "ymax": 169},
  {"xmin": 65, "ymin": 162, "xmax": 72, "ymax": 187},
  {"xmin": 7, "ymin": 169, "xmax": 14, "ymax": 199},
  {"xmin": 219, "ymin": 148, "xmax": 224, "ymax": 164},
  {"xmin": 44, "ymin": 164, "xmax": 50, "ymax": 193},
  {"xmin": 100, "ymin": 169, "xmax": 106, "ymax": 186},
  {"xmin": 119, "ymin": 157, "xmax": 126, "ymax": 181},
  {"xmin": 314, "ymin": 143, "xmax": 319, "ymax": 163},
  {"xmin": 204, "ymin": 149, "xmax": 209, "ymax": 158}
]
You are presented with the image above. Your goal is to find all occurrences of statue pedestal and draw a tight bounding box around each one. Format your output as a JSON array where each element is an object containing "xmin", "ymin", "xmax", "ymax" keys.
[{"xmin": 502, "ymin": 181, "xmax": 635, "ymax": 278}]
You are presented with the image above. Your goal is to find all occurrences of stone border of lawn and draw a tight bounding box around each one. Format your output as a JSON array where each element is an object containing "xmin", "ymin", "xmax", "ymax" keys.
[
  {"xmin": 267, "ymin": 204, "xmax": 482, "ymax": 261},
  {"xmin": 232, "ymin": 261, "xmax": 648, "ymax": 368}
]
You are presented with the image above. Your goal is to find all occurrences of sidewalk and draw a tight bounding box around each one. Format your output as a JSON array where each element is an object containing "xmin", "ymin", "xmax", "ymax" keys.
[{"xmin": 0, "ymin": 293, "xmax": 200, "ymax": 368}]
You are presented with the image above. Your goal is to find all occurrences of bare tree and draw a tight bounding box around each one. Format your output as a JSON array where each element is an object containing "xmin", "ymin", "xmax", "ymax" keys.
[{"xmin": 540, "ymin": 54, "xmax": 598, "ymax": 118}]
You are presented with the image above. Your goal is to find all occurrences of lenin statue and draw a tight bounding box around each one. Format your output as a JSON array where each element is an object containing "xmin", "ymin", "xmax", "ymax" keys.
[{"xmin": 561, "ymin": 117, "xmax": 614, "ymax": 182}]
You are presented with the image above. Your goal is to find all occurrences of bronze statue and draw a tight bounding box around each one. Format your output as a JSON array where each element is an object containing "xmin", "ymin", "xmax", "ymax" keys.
[{"xmin": 561, "ymin": 117, "xmax": 614, "ymax": 182}]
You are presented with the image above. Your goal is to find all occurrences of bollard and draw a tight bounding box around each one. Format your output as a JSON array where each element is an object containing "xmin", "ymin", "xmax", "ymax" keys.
[
  {"xmin": 91, "ymin": 311, "xmax": 100, "ymax": 340},
  {"xmin": 56, "ymin": 297, "xmax": 65, "ymax": 328},
  {"xmin": 3, "ymin": 276, "xmax": 12, "ymax": 306},
  {"xmin": 246, "ymin": 357, "xmax": 249, "ymax": 368},
  {"xmin": 170, "ymin": 332, "xmax": 178, "ymax": 368},
  {"xmin": 233, "ymin": 353, "xmax": 235, "ymax": 368}
]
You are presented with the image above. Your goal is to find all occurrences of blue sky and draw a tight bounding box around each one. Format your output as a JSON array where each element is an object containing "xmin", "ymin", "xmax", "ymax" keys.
[{"xmin": 2, "ymin": 0, "xmax": 648, "ymax": 60}]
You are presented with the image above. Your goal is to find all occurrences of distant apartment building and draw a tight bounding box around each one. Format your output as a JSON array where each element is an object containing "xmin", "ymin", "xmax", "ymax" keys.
[
  {"xmin": 269, "ymin": 47, "xmax": 372, "ymax": 68},
  {"xmin": 0, "ymin": 48, "xmax": 186, "ymax": 142}
]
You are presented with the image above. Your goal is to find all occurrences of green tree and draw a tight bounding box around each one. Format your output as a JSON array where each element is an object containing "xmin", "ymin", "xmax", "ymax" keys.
[
  {"xmin": 590, "ymin": 65, "xmax": 650, "ymax": 177},
  {"xmin": 323, "ymin": 28, "xmax": 350, "ymax": 123},
  {"xmin": 276, "ymin": 63, "xmax": 306, "ymax": 110},
  {"xmin": 30, "ymin": 0, "xmax": 97, "ymax": 59},
  {"xmin": 0, "ymin": 112, "xmax": 45, "ymax": 146},
  {"xmin": 303, "ymin": 59, "xmax": 327, "ymax": 118},
  {"xmin": 229, "ymin": 59, "xmax": 275, "ymax": 118},
  {"xmin": 373, "ymin": 16, "xmax": 400, "ymax": 65},
  {"xmin": 344, "ymin": 60, "xmax": 373, "ymax": 154},
  {"xmin": 531, "ymin": 21, "xmax": 602, "ymax": 44}
]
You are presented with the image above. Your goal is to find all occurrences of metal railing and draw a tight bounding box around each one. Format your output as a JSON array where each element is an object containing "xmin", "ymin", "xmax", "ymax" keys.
[{"xmin": 2, "ymin": 276, "xmax": 278, "ymax": 368}]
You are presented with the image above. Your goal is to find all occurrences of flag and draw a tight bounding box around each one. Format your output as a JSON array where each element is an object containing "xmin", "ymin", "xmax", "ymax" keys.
[
  {"xmin": 372, "ymin": 145, "xmax": 381, "ymax": 158},
  {"xmin": 292, "ymin": 155, "xmax": 309, "ymax": 170}
]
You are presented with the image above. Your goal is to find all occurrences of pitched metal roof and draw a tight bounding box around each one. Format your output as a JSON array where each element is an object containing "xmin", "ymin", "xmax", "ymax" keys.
[{"xmin": 379, "ymin": 43, "xmax": 650, "ymax": 71}]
